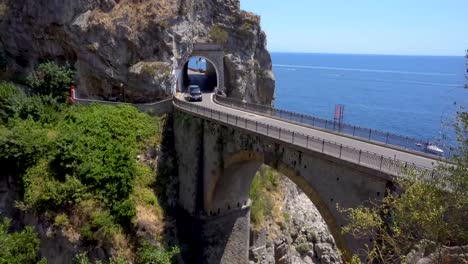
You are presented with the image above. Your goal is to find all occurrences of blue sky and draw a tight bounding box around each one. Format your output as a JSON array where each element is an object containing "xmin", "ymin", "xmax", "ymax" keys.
[{"xmin": 240, "ymin": 0, "xmax": 468, "ymax": 56}]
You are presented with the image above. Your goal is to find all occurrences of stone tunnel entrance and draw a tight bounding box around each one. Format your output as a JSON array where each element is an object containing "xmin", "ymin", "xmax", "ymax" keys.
[
  {"xmin": 181, "ymin": 57, "xmax": 218, "ymax": 93},
  {"xmin": 174, "ymin": 43, "xmax": 225, "ymax": 94}
]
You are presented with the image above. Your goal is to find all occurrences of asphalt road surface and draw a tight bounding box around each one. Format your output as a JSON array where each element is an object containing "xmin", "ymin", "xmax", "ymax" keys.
[{"xmin": 180, "ymin": 75, "xmax": 442, "ymax": 170}]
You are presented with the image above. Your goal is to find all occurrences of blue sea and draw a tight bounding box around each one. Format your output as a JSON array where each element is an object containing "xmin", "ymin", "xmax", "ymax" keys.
[{"xmin": 271, "ymin": 53, "xmax": 468, "ymax": 145}]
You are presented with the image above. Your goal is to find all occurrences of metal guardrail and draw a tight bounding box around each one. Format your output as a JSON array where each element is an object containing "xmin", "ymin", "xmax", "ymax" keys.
[
  {"xmin": 73, "ymin": 96, "xmax": 174, "ymax": 116},
  {"xmin": 214, "ymin": 95, "xmax": 451, "ymax": 158},
  {"xmin": 173, "ymin": 97, "xmax": 435, "ymax": 178}
]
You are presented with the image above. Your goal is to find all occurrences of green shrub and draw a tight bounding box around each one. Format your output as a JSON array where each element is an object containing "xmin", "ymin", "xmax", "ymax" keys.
[
  {"xmin": 0, "ymin": 82, "xmax": 64, "ymax": 125},
  {"xmin": 0, "ymin": 217, "xmax": 43, "ymax": 264},
  {"xmin": 54, "ymin": 213, "xmax": 70, "ymax": 227},
  {"xmin": 27, "ymin": 62, "xmax": 74, "ymax": 102},
  {"xmin": 74, "ymin": 252, "xmax": 127, "ymax": 264},
  {"xmin": 74, "ymin": 253, "xmax": 92, "ymax": 264},
  {"xmin": 136, "ymin": 241, "xmax": 180, "ymax": 264},
  {"xmin": 209, "ymin": 25, "xmax": 228, "ymax": 44},
  {"xmin": 341, "ymin": 110, "xmax": 468, "ymax": 262},
  {"xmin": 111, "ymin": 198, "xmax": 136, "ymax": 227},
  {"xmin": 23, "ymin": 161, "xmax": 88, "ymax": 212},
  {"xmin": 17, "ymin": 95, "xmax": 64, "ymax": 124},
  {"xmin": 0, "ymin": 82, "xmax": 24, "ymax": 124},
  {"xmin": 296, "ymin": 242, "xmax": 311, "ymax": 256},
  {"xmin": 49, "ymin": 104, "xmax": 157, "ymax": 220},
  {"xmin": 0, "ymin": 119, "xmax": 51, "ymax": 171},
  {"xmin": 81, "ymin": 210, "xmax": 119, "ymax": 242},
  {"xmin": 249, "ymin": 166, "xmax": 280, "ymax": 226},
  {"xmin": 0, "ymin": 87, "xmax": 165, "ymax": 251}
]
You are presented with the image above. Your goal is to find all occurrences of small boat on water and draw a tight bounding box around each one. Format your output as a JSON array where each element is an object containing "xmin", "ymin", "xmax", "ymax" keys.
[
  {"xmin": 425, "ymin": 143, "xmax": 444, "ymax": 156},
  {"xmin": 415, "ymin": 142, "xmax": 444, "ymax": 156}
]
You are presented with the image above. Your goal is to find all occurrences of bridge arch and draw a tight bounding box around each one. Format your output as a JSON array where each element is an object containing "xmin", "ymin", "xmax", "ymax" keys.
[
  {"xmin": 178, "ymin": 56, "xmax": 219, "ymax": 93},
  {"xmin": 174, "ymin": 43, "xmax": 225, "ymax": 94},
  {"xmin": 173, "ymin": 101, "xmax": 391, "ymax": 263},
  {"xmin": 205, "ymin": 150, "xmax": 349, "ymax": 259}
]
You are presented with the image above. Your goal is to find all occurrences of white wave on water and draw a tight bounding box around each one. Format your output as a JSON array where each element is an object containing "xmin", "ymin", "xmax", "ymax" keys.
[
  {"xmin": 322, "ymin": 74, "xmax": 461, "ymax": 87},
  {"xmin": 273, "ymin": 64, "xmax": 459, "ymax": 76}
]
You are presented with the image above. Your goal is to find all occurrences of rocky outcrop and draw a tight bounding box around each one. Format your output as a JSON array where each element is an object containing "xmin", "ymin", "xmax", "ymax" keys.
[
  {"xmin": 0, "ymin": 0, "xmax": 275, "ymax": 104},
  {"xmin": 250, "ymin": 177, "xmax": 343, "ymax": 264}
]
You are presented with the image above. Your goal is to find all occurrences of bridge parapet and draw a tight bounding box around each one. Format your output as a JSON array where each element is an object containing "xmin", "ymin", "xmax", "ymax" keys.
[
  {"xmin": 214, "ymin": 94, "xmax": 453, "ymax": 159},
  {"xmin": 173, "ymin": 97, "xmax": 435, "ymax": 179}
]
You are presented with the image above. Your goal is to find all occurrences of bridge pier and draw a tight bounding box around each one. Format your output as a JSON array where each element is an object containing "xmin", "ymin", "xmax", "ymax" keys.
[
  {"xmin": 176, "ymin": 204, "xmax": 252, "ymax": 264},
  {"xmin": 175, "ymin": 110, "xmax": 258, "ymax": 263}
]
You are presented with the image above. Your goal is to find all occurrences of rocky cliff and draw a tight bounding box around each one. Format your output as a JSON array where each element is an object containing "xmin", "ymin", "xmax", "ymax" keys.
[
  {"xmin": 0, "ymin": 0, "xmax": 274, "ymax": 104},
  {"xmin": 249, "ymin": 174, "xmax": 342, "ymax": 264}
]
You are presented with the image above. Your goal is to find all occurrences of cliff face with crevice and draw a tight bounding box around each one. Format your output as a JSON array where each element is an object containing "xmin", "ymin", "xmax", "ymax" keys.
[
  {"xmin": 0, "ymin": 0, "xmax": 275, "ymax": 104},
  {"xmin": 249, "ymin": 175, "xmax": 343, "ymax": 264}
]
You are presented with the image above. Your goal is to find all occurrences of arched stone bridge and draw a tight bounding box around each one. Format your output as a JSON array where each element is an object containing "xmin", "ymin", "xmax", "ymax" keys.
[
  {"xmin": 172, "ymin": 44, "xmax": 441, "ymax": 263},
  {"xmin": 173, "ymin": 98, "xmax": 440, "ymax": 264}
]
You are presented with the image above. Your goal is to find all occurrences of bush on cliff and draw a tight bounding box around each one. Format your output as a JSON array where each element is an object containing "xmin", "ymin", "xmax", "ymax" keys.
[
  {"xmin": 136, "ymin": 241, "xmax": 180, "ymax": 264},
  {"xmin": 209, "ymin": 25, "xmax": 229, "ymax": 44},
  {"xmin": 0, "ymin": 78, "xmax": 178, "ymax": 262},
  {"xmin": 249, "ymin": 166, "xmax": 281, "ymax": 227},
  {"xmin": 0, "ymin": 217, "xmax": 45, "ymax": 264},
  {"xmin": 26, "ymin": 61, "xmax": 74, "ymax": 102},
  {"xmin": 0, "ymin": 81, "xmax": 64, "ymax": 125},
  {"xmin": 0, "ymin": 81, "xmax": 24, "ymax": 124},
  {"xmin": 341, "ymin": 110, "xmax": 468, "ymax": 263}
]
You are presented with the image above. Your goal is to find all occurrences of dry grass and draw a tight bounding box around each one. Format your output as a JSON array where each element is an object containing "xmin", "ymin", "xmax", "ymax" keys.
[
  {"xmin": 140, "ymin": 62, "xmax": 172, "ymax": 78},
  {"xmin": 89, "ymin": 0, "xmax": 179, "ymax": 34},
  {"xmin": 132, "ymin": 162, "xmax": 166, "ymax": 238},
  {"xmin": 240, "ymin": 10, "xmax": 260, "ymax": 25}
]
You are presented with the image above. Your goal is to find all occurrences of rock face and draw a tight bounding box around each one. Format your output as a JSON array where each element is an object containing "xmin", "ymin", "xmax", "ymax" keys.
[
  {"xmin": 249, "ymin": 177, "xmax": 343, "ymax": 264},
  {"xmin": 0, "ymin": 0, "xmax": 275, "ymax": 104}
]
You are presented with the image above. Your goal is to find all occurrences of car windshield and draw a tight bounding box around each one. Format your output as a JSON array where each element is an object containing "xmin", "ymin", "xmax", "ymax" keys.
[{"xmin": 190, "ymin": 88, "xmax": 201, "ymax": 94}]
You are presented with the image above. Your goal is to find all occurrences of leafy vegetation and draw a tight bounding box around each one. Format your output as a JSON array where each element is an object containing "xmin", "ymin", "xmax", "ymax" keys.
[
  {"xmin": 249, "ymin": 166, "xmax": 281, "ymax": 227},
  {"xmin": 26, "ymin": 61, "xmax": 74, "ymax": 102},
  {"xmin": 0, "ymin": 62, "xmax": 179, "ymax": 263},
  {"xmin": 0, "ymin": 218, "xmax": 45, "ymax": 264},
  {"xmin": 136, "ymin": 242, "xmax": 180, "ymax": 264},
  {"xmin": 341, "ymin": 110, "xmax": 468, "ymax": 263},
  {"xmin": 209, "ymin": 25, "xmax": 229, "ymax": 44}
]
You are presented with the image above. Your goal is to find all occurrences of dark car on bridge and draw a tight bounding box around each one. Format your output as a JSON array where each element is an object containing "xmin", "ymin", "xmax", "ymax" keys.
[{"xmin": 186, "ymin": 85, "xmax": 203, "ymax": 102}]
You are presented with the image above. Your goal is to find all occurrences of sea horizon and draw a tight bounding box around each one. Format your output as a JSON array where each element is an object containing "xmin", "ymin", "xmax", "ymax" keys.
[
  {"xmin": 271, "ymin": 52, "xmax": 467, "ymax": 145},
  {"xmin": 270, "ymin": 51, "xmax": 465, "ymax": 58}
]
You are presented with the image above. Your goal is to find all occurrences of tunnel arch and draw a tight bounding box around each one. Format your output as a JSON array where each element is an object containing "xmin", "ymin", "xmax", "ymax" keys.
[
  {"xmin": 174, "ymin": 43, "xmax": 225, "ymax": 94},
  {"xmin": 204, "ymin": 150, "xmax": 350, "ymax": 260},
  {"xmin": 178, "ymin": 56, "xmax": 220, "ymax": 93}
]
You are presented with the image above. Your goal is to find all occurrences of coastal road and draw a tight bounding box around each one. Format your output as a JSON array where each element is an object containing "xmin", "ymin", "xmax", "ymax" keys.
[{"xmin": 180, "ymin": 75, "xmax": 442, "ymax": 171}]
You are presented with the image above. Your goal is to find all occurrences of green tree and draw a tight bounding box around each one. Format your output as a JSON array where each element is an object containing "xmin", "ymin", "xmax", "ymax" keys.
[
  {"xmin": 0, "ymin": 218, "xmax": 44, "ymax": 264},
  {"xmin": 0, "ymin": 82, "xmax": 24, "ymax": 124},
  {"xmin": 341, "ymin": 111, "xmax": 468, "ymax": 263},
  {"xmin": 27, "ymin": 62, "xmax": 74, "ymax": 102},
  {"xmin": 136, "ymin": 241, "xmax": 180, "ymax": 264}
]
